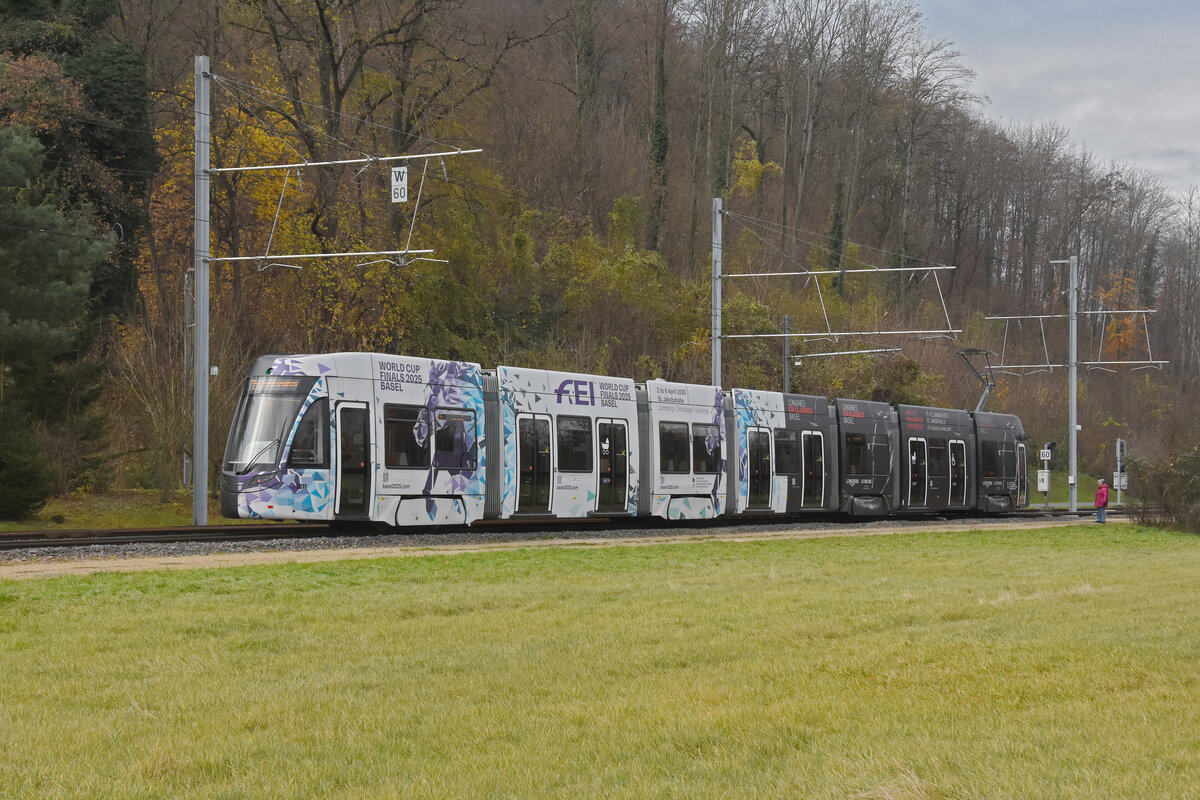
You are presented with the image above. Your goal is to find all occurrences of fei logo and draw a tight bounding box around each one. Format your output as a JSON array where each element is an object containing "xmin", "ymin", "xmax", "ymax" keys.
[{"xmin": 555, "ymin": 379, "xmax": 595, "ymax": 406}]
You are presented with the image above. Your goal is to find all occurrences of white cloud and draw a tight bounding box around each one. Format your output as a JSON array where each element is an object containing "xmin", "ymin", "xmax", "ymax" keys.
[{"xmin": 919, "ymin": 2, "xmax": 1200, "ymax": 193}]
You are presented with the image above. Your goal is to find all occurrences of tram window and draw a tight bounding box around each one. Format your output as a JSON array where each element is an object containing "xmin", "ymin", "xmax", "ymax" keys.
[
  {"xmin": 981, "ymin": 441, "xmax": 999, "ymax": 477},
  {"xmin": 692, "ymin": 424, "xmax": 721, "ymax": 473},
  {"xmin": 385, "ymin": 404, "xmax": 431, "ymax": 469},
  {"xmin": 659, "ymin": 422, "xmax": 690, "ymax": 473},
  {"xmin": 928, "ymin": 439, "xmax": 948, "ymax": 478},
  {"xmin": 774, "ymin": 429, "xmax": 800, "ymax": 474},
  {"xmin": 803, "ymin": 432, "xmax": 824, "ymax": 506},
  {"xmin": 286, "ymin": 398, "xmax": 329, "ymax": 469},
  {"xmin": 845, "ymin": 433, "xmax": 869, "ymax": 476},
  {"xmin": 557, "ymin": 416, "xmax": 593, "ymax": 472},
  {"xmin": 1000, "ymin": 443, "xmax": 1016, "ymax": 478},
  {"xmin": 433, "ymin": 409, "xmax": 477, "ymax": 470},
  {"xmin": 870, "ymin": 435, "xmax": 892, "ymax": 477}
]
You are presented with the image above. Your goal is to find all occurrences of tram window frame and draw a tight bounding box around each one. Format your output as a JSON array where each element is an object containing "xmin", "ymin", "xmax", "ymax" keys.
[
  {"xmin": 691, "ymin": 423, "xmax": 721, "ymax": 474},
  {"xmin": 286, "ymin": 397, "xmax": 330, "ymax": 469},
  {"xmin": 659, "ymin": 421, "xmax": 691, "ymax": 474},
  {"xmin": 557, "ymin": 415, "xmax": 593, "ymax": 473},
  {"xmin": 774, "ymin": 428, "xmax": 801, "ymax": 474},
  {"xmin": 870, "ymin": 434, "xmax": 892, "ymax": 477},
  {"xmin": 384, "ymin": 404, "xmax": 432, "ymax": 469},
  {"xmin": 928, "ymin": 438, "xmax": 948, "ymax": 479},
  {"xmin": 1000, "ymin": 442, "xmax": 1017, "ymax": 479},
  {"xmin": 433, "ymin": 408, "xmax": 477, "ymax": 470},
  {"xmin": 981, "ymin": 440, "xmax": 1000, "ymax": 477},
  {"xmin": 845, "ymin": 433, "xmax": 869, "ymax": 476}
]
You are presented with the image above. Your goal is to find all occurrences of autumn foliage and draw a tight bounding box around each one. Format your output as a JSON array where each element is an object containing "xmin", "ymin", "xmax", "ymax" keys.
[{"xmin": 2, "ymin": 0, "xmax": 1199, "ymax": 510}]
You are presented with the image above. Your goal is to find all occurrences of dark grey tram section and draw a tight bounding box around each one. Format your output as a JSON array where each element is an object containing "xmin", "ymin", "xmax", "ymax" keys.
[
  {"xmin": 896, "ymin": 405, "xmax": 975, "ymax": 513},
  {"xmin": 835, "ymin": 398, "xmax": 897, "ymax": 516},
  {"xmin": 779, "ymin": 394, "xmax": 838, "ymax": 515},
  {"xmin": 973, "ymin": 411, "xmax": 1029, "ymax": 513}
]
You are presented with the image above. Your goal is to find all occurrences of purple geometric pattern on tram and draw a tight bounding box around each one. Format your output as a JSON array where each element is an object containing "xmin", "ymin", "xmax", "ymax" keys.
[
  {"xmin": 709, "ymin": 386, "xmax": 726, "ymax": 513},
  {"xmin": 282, "ymin": 377, "xmax": 326, "ymax": 463},
  {"xmin": 235, "ymin": 468, "xmax": 281, "ymax": 493},
  {"xmin": 497, "ymin": 367, "xmax": 562, "ymax": 515},
  {"xmin": 269, "ymin": 356, "xmax": 331, "ymax": 376},
  {"xmin": 497, "ymin": 366, "xmax": 645, "ymax": 517},
  {"xmin": 497, "ymin": 367, "xmax": 529, "ymax": 514},
  {"xmin": 731, "ymin": 388, "xmax": 787, "ymax": 512},
  {"xmin": 733, "ymin": 390, "xmax": 755, "ymax": 509},
  {"xmin": 669, "ymin": 495, "xmax": 714, "ymax": 520},
  {"xmin": 239, "ymin": 469, "xmax": 333, "ymax": 518},
  {"xmin": 232, "ymin": 375, "xmax": 335, "ymax": 519},
  {"xmin": 419, "ymin": 360, "xmax": 485, "ymax": 519},
  {"xmin": 626, "ymin": 450, "xmax": 639, "ymax": 513},
  {"xmin": 291, "ymin": 470, "xmax": 333, "ymax": 513}
]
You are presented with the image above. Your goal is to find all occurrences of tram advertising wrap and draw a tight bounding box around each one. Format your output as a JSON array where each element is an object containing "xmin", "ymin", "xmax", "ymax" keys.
[{"xmin": 221, "ymin": 352, "xmax": 1029, "ymax": 527}]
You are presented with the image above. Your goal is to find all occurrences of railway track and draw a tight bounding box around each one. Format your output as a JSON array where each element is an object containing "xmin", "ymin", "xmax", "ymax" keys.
[
  {"xmin": 0, "ymin": 507, "xmax": 1123, "ymax": 552},
  {"xmin": 0, "ymin": 522, "xmax": 336, "ymax": 551}
]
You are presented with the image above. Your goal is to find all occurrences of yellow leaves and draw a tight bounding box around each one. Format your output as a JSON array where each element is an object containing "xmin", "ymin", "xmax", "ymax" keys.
[
  {"xmin": 730, "ymin": 138, "xmax": 781, "ymax": 198},
  {"xmin": 1097, "ymin": 276, "xmax": 1143, "ymax": 360}
]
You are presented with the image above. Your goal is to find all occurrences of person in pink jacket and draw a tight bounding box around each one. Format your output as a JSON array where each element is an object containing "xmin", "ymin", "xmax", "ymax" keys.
[{"xmin": 1095, "ymin": 478, "xmax": 1109, "ymax": 523}]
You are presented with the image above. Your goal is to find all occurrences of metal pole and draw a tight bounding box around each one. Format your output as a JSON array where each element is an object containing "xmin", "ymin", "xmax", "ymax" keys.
[
  {"xmin": 712, "ymin": 197, "xmax": 722, "ymax": 386},
  {"xmin": 782, "ymin": 314, "xmax": 790, "ymax": 393},
  {"xmin": 1068, "ymin": 254, "xmax": 1079, "ymax": 513},
  {"xmin": 193, "ymin": 56, "xmax": 211, "ymax": 526}
]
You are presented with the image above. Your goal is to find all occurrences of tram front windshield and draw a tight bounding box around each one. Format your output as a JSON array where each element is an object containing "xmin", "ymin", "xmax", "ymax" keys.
[{"xmin": 223, "ymin": 376, "xmax": 317, "ymax": 474}]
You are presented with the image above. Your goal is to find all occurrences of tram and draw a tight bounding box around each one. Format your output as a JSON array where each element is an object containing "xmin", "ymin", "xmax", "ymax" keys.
[{"xmin": 221, "ymin": 353, "xmax": 1028, "ymax": 526}]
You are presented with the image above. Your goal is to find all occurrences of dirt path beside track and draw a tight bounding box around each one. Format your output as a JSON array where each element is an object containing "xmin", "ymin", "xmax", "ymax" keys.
[{"xmin": 0, "ymin": 517, "xmax": 1107, "ymax": 581}]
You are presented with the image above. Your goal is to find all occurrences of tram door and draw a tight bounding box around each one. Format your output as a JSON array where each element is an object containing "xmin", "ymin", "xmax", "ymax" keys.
[
  {"xmin": 517, "ymin": 415, "xmax": 552, "ymax": 513},
  {"xmin": 908, "ymin": 438, "xmax": 928, "ymax": 507},
  {"xmin": 949, "ymin": 439, "xmax": 967, "ymax": 507},
  {"xmin": 801, "ymin": 431, "xmax": 824, "ymax": 508},
  {"xmin": 336, "ymin": 403, "xmax": 371, "ymax": 517},
  {"xmin": 597, "ymin": 420, "xmax": 628, "ymax": 513},
  {"xmin": 1017, "ymin": 443, "xmax": 1028, "ymax": 507},
  {"xmin": 748, "ymin": 428, "xmax": 772, "ymax": 509}
]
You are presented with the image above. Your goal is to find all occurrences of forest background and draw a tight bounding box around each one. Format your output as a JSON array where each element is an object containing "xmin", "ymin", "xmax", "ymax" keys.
[{"xmin": 1, "ymin": 0, "xmax": 1197, "ymax": 519}]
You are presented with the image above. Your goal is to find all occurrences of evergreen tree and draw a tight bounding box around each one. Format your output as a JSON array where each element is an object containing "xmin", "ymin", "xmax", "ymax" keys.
[
  {"xmin": 0, "ymin": 0, "xmax": 156, "ymax": 497},
  {"xmin": 0, "ymin": 0, "xmax": 156, "ymax": 321},
  {"xmin": 0, "ymin": 126, "xmax": 108, "ymax": 516},
  {"xmin": 0, "ymin": 404, "xmax": 51, "ymax": 519}
]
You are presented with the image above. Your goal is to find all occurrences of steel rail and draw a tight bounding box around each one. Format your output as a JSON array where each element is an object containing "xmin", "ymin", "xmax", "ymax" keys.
[{"xmin": 0, "ymin": 523, "xmax": 334, "ymax": 551}]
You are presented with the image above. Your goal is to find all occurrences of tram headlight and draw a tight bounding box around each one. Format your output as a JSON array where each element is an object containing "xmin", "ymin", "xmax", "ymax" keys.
[{"xmin": 242, "ymin": 469, "xmax": 280, "ymax": 490}]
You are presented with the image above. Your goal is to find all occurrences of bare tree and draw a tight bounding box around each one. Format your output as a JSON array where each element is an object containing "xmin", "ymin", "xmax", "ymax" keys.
[
  {"xmin": 889, "ymin": 29, "xmax": 978, "ymax": 259},
  {"xmin": 775, "ymin": 0, "xmax": 847, "ymax": 247},
  {"xmin": 644, "ymin": 0, "xmax": 676, "ymax": 251}
]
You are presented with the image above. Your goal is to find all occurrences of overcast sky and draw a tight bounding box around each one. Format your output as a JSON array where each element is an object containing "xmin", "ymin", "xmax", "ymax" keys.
[{"xmin": 917, "ymin": 0, "xmax": 1200, "ymax": 195}]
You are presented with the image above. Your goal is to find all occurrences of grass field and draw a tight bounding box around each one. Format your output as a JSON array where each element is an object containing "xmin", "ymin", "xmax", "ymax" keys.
[
  {"xmin": 1027, "ymin": 467, "xmax": 1103, "ymax": 505},
  {"xmin": 0, "ymin": 490, "xmax": 258, "ymax": 532},
  {"xmin": 2, "ymin": 524, "xmax": 1198, "ymax": 798}
]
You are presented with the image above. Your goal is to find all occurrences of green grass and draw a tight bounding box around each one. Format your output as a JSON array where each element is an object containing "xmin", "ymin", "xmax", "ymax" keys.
[
  {"xmin": 0, "ymin": 490, "xmax": 260, "ymax": 532},
  {"xmin": 1032, "ymin": 467, "xmax": 1103, "ymax": 504},
  {"xmin": 3, "ymin": 525, "xmax": 1199, "ymax": 798}
]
